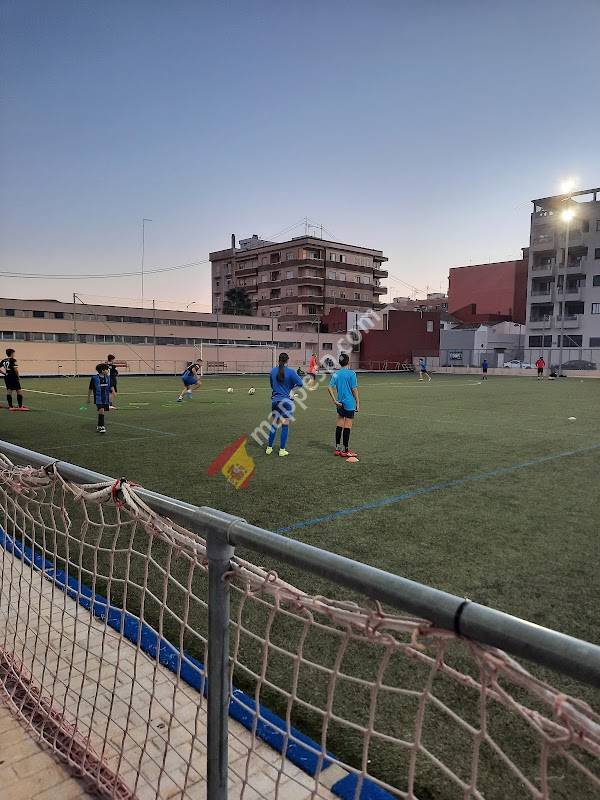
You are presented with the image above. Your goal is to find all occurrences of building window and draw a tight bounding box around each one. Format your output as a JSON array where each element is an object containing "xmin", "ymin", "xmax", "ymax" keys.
[
  {"xmin": 426, "ymin": 320, "xmax": 434, "ymax": 332},
  {"xmin": 339, "ymin": 272, "xmax": 345, "ymax": 282},
  {"xmin": 590, "ymin": 337, "xmax": 600, "ymax": 347},
  {"xmin": 33, "ymin": 310, "xmax": 45, "ymax": 318},
  {"xmin": 355, "ymin": 275, "xmax": 360, "ymax": 283},
  {"xmin": 286, "ymin": 288, "xmax": 293, "ymax": 296},
  {"xmin": 593, "ymin": 275, "xmax": 600, "ymax": 286},
  {"xmin": 53, "ymin": 312, "xmax": 64, "ymax": 319},
  {"xmin": 286, "ymin": 252, "xmax": 294, "ymax": 260},
  {"xmin": 340, "ymin": 292, "xmax": 346, "ymax": 299},
  {"xmin": 329, "ymin": 271, "xmax": 337, "ymax": 280},
  {"xmin": 4, "ymin": 309, "xmax": 15, "ymax": 317},
  {"xmin": 596, "ymin": 220, "xmax": 600, "ymax": 232},
  {"xmin": 529, "ymin": 336, "xmax": 543, "ymax": 347},
  {"xmin": 592, "ymin": 303, "xmax": 600, "ymax": 314},
  {"xmin": 354, "ymin": 292, "xmax": 360, "ymax": 300},
  {"xmin": 286, "ymin": 271, "xmax": 293, "ymax": 279},
  {"xmin": 595, "ymin": 248, "xmax": 600, "ymax": 259},
  {"xmin": 322, "ymin": 342, "xmax": 333, "ymax": 350},
  {"xmin": 340, "ymin": 255, "xmax": 347, "ymax": 263},
  {"xmin": 558, "ymin": 335, "xmax": 582, "ymax": 346}
]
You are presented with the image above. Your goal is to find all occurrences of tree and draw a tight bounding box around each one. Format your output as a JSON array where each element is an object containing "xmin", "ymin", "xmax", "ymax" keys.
[{"xmin": 222, "ymin": 287, "xmax": 254, "ymax": 316}]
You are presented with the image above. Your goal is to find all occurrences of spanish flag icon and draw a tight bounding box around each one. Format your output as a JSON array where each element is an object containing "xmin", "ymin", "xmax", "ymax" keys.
[{"xmin": 207, "ymin": 435, "xmax": 256, "ymax": 490}]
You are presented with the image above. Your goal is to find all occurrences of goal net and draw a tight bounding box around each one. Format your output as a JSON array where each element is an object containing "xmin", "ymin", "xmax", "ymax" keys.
[{"xmin": 0, "ymin": 453, "xmax": 599, "ymax": 800}]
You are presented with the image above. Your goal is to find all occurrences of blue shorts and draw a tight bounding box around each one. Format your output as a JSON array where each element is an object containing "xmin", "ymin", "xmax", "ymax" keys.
[
  {"xmin": 183, "ymin": 376, "xmax": 198, "ymax": 387},
  {"xmin": 336, "ymin": 406, "xmax": 355, "ymax": 419},
  {"xmin": 272, "ymin": 398, "xmax": 294, "ymax": 420}
]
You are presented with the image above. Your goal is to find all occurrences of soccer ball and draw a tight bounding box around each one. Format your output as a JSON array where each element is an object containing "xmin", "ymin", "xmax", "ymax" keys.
[
  {"xmin": 227, "ymin": 387, "xmax": 233, "ymax": 393},
  {"xmin": 248, "ymin": 388, "xmax": 256, "ymax": 395}
]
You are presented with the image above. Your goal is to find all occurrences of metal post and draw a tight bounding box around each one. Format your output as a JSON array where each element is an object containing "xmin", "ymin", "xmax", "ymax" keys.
[
  {"xmin": 557, "ymin": 216, "xmax": 570, "ymax": 376},
  {"xmin": 152, "ymin": 299, "xmax": 157, "ymax": 374},
  {"xmin": 72, "ymin": 293, "xmax": 78, "ymax": 376},
  {"xmin": 206, "ymin": 530, "xmax": 234, "ymax": 800}
]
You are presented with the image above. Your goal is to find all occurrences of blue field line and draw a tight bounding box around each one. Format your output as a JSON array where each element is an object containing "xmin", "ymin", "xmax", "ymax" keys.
[
  {"xmin": 0, "ymin": 528, "xmax": 391, "ymax": 798},
  {"xmin": 276, "ymin": 441, "xmax": 600, "ymax": 534}
]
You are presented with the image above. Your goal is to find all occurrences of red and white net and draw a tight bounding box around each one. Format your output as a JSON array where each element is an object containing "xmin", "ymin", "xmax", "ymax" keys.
[{"xmin": 0, "ymin": 453, "xmax": 599, "ymax": 800}]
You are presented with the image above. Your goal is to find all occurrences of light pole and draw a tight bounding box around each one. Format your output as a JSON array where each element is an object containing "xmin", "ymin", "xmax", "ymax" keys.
[
  {"xmin": 186, "ymin": 302, "xmax": 196, "ymax": 313},
  {"xmin": 141, "ymin": 218, "xmax": 152, "ymax": 306},
  {"xmin": 556, "ymin": 207, "xmax": 575, "ymax": 376}
]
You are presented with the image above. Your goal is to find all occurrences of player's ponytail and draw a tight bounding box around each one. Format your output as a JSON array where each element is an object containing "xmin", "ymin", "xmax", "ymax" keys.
[{"xmin": 277, "ymin": 352, "xmax": 289, "ymax": 383}]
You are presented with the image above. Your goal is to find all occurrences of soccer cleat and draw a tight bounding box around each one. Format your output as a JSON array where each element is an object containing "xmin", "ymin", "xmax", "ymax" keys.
[
  {"xmin": 335, "ymin": 448, "xmax": 345, "ymax": 456},
  {"xmin": 338, "ymin": 450, "xmax": 350, "ymax": 458},
  {"xmin": 99, "ymin": 426, "xmax": 107, "ymax": 434},
  {"xmin": 18, "ymin": 406, "xmax": 30, "ymax": 411},
  {"xmin": 265, "ymin": 446, "xmax": 273, "ymax": 455},
  {"xmin": 345, "ymin": 449, "xmax": 358, "ymax": 458},
  {"xmin": 279, "ymin": 449, "xmax": 289, "ymax": 457},
  {"xmin": 176, "ymin": 397, "xmax": 183, "ymax": 403},
  {"xmin": 186, "ymin": 391, "xmax": 193, "ymax": 398}
]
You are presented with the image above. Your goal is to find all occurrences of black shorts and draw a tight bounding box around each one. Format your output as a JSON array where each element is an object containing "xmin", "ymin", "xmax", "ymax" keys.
[
  {"xmin": 336, "ymin": 406, "xmax": 355, "ymax": 419},
  {"xmin": 537, "ymin": 368, "xmax": 543, "ymax": 376},
  {"xmin": 96, "ymin": 403, "xmax": 110, "ymax": 412},
  {"xmin": 482, "ymin": 368, "xmax": 488, "ymax": 373},
  {"xmin": 4, "ymin": 377, "xmax": 21, "ymax": 391},
  {"xmin": 110, "ymin": 379, "xmax": 118, "ymax": 392}
]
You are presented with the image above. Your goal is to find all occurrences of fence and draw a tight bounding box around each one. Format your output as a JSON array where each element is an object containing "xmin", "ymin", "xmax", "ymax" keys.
[
  {"xmin": 439, "ymin": 348, "xmax": 600, "ymax": 371},
  {"xmin": 1, "ymin": 440, "xmax": 599, "ymax": 799}
]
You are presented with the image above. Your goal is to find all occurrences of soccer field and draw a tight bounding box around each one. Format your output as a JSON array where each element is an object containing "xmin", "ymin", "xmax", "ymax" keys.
[
  {"xmin": 2, "ymin": 371, "xmax": 600, "ymax": 797},
  {"xmin": 3, "ymin": 371, "xmax": 599, "ymax": 658}
]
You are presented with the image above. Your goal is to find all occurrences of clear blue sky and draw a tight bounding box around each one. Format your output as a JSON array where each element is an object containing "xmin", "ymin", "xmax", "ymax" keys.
[{"xmin": 1, "ymin": 0, "xmax": 599, "ymax": 308}]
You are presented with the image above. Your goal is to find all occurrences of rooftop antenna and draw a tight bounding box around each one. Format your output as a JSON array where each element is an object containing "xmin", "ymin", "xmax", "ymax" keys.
[{"xmin": 304, "ymin": 216, "xmax": 309, "ymax": 235}]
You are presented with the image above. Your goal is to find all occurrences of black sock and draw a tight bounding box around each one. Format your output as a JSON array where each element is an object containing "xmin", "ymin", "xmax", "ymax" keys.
[
  {"xmin": 335, "ymin": 426, "xmax": 342, "ymax": 448},
  {"xmin": 17, "ymin": 394, "xmax": 23, "ymax": 408},
  {"xmin": 343, "ymin": 428, "xmax": 350, "ymax": 451},
  {"xmin": 7, "ymin": 394, "xmax": 13, "ymax": 408},
  {"xmin": 98, "ymin": 413, "xmax": 105, "ymax": 427}
]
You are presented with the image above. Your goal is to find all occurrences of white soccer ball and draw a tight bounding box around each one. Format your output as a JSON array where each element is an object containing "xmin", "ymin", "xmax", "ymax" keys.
[
  {"xmin": 568, "ymin": 416, "xmax": 576, "ymax": 421},
  {"xmin": 248, "ymin": 387, "xmax": 256, "ymax": 395},
  {"xmin": 227, "ymin": 387, "xmax": 234, "ymax": 393}
]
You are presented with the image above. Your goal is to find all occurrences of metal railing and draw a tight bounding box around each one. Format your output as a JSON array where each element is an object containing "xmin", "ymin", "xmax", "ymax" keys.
[{"xmin": 1, "ymin": 440, "xmax": 600, "ymax": 798}]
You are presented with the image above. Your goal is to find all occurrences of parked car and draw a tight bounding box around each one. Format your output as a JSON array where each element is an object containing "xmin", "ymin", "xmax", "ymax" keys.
[
  {"xmin": 556, "ymin": 359, "xmax": 596, "ymax": 371},
  {"xmin": 503, "ymin": 360, "xmax": 533, "ymax": 369}
]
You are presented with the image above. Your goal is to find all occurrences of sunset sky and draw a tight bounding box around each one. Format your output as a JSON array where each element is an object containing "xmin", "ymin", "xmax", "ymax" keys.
[{"xmin": 1, "ymin": 0, "xmax": 599, "ymax": 309}]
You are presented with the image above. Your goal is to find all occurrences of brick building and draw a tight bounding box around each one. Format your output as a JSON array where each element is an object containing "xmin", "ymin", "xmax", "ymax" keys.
[
  {"xmin": 210, "ymin": 234, "xmax": 388, "ymax": 332},
  {"xmin": 448, "ymin": 253, "xmax": 528, "ymax": 324},
  {"xmin": 359, "ymin": 309, "xmax": 440, "ymax": 368}
]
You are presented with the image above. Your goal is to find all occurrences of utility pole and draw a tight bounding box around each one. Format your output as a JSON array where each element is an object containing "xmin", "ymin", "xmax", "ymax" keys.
[
  {"xmin": 556, "ymin": 208, "xmax": 574, "ymax": 376},
  {"xmin": 141, "ymin": 218, "xmax": 152, "ymax": 306},
  {"xmin": 72, "ymin": 293, "xmax": 78, "ymax": 376},
  {"xmin": 152, "ymin": 299, "xmax": 157, "ymax": 374}
]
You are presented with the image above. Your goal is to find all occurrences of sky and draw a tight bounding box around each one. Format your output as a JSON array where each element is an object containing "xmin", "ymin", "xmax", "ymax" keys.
[{"xmin": 1, "ymin": 0, "xmax": 599, "ymax": 309}]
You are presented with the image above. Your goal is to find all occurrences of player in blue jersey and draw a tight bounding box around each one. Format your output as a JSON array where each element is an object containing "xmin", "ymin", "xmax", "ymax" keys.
[
  {"xmin": 87, "ymin": 363, "xmax": 111, "ymax": 433},
  {"xmin": 177, "ymin": 360, "xmax": 202, "ymax": 402},
  {"xmin": 418, "ymin": 357, "xmax": 431, "ymax": 382},
  {"xmin": 328, "ymin": 352, "xmax": 360, "ymax": 457},
  {"xmin": 266, "ymin": 352, "xmax": 303, "ymax": 457}
]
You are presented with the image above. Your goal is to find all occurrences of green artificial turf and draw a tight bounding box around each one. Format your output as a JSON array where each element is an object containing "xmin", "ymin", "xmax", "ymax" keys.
[{"xmin": 1, "ymin": 372, "xmax": 599, "ymax": 798}]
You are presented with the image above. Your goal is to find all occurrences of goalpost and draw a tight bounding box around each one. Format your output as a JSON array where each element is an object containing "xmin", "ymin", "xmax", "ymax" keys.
[{"xmin": 196, "ymin": 341, "xmax": 277, "ymax": 375}]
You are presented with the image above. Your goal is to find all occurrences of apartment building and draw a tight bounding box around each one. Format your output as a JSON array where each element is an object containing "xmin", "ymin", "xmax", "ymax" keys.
[
  {"xmin": 526, "ymin": 186, "xmax": 600, "ymax": 352},
  {"xmin": 209, "ymin": 234, "xmax": 388, "ymax": 332},
  {"xmin": 0, "ymin": 297, "xmax": 354, "ymax": 375}
]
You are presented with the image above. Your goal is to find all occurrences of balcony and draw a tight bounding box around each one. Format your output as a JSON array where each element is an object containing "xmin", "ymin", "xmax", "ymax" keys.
[
  {"xmin": 531, "ymin": 233, "xmax": 555, "ymax": 250},
  {"xmin": 529, "ymin": 317, "xmax": 552, "ymax": 330},
  {"xmin": 557, "ymin": 286, "xmax": 584, "ymax": 301},
  {"xmin": 373, "ymin": 285, "xmax": 387, "ymax": 295},
  {"xmin": 555, "ymin": 315, "xmax": 580, "ymax": 329},
  {"xmin": 531, "ymin": 261, "xmax": 556, "ymax": 275},
  {"xmin": 530, "ymin": 288, "xmax": 554, "ymax": 302}
]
